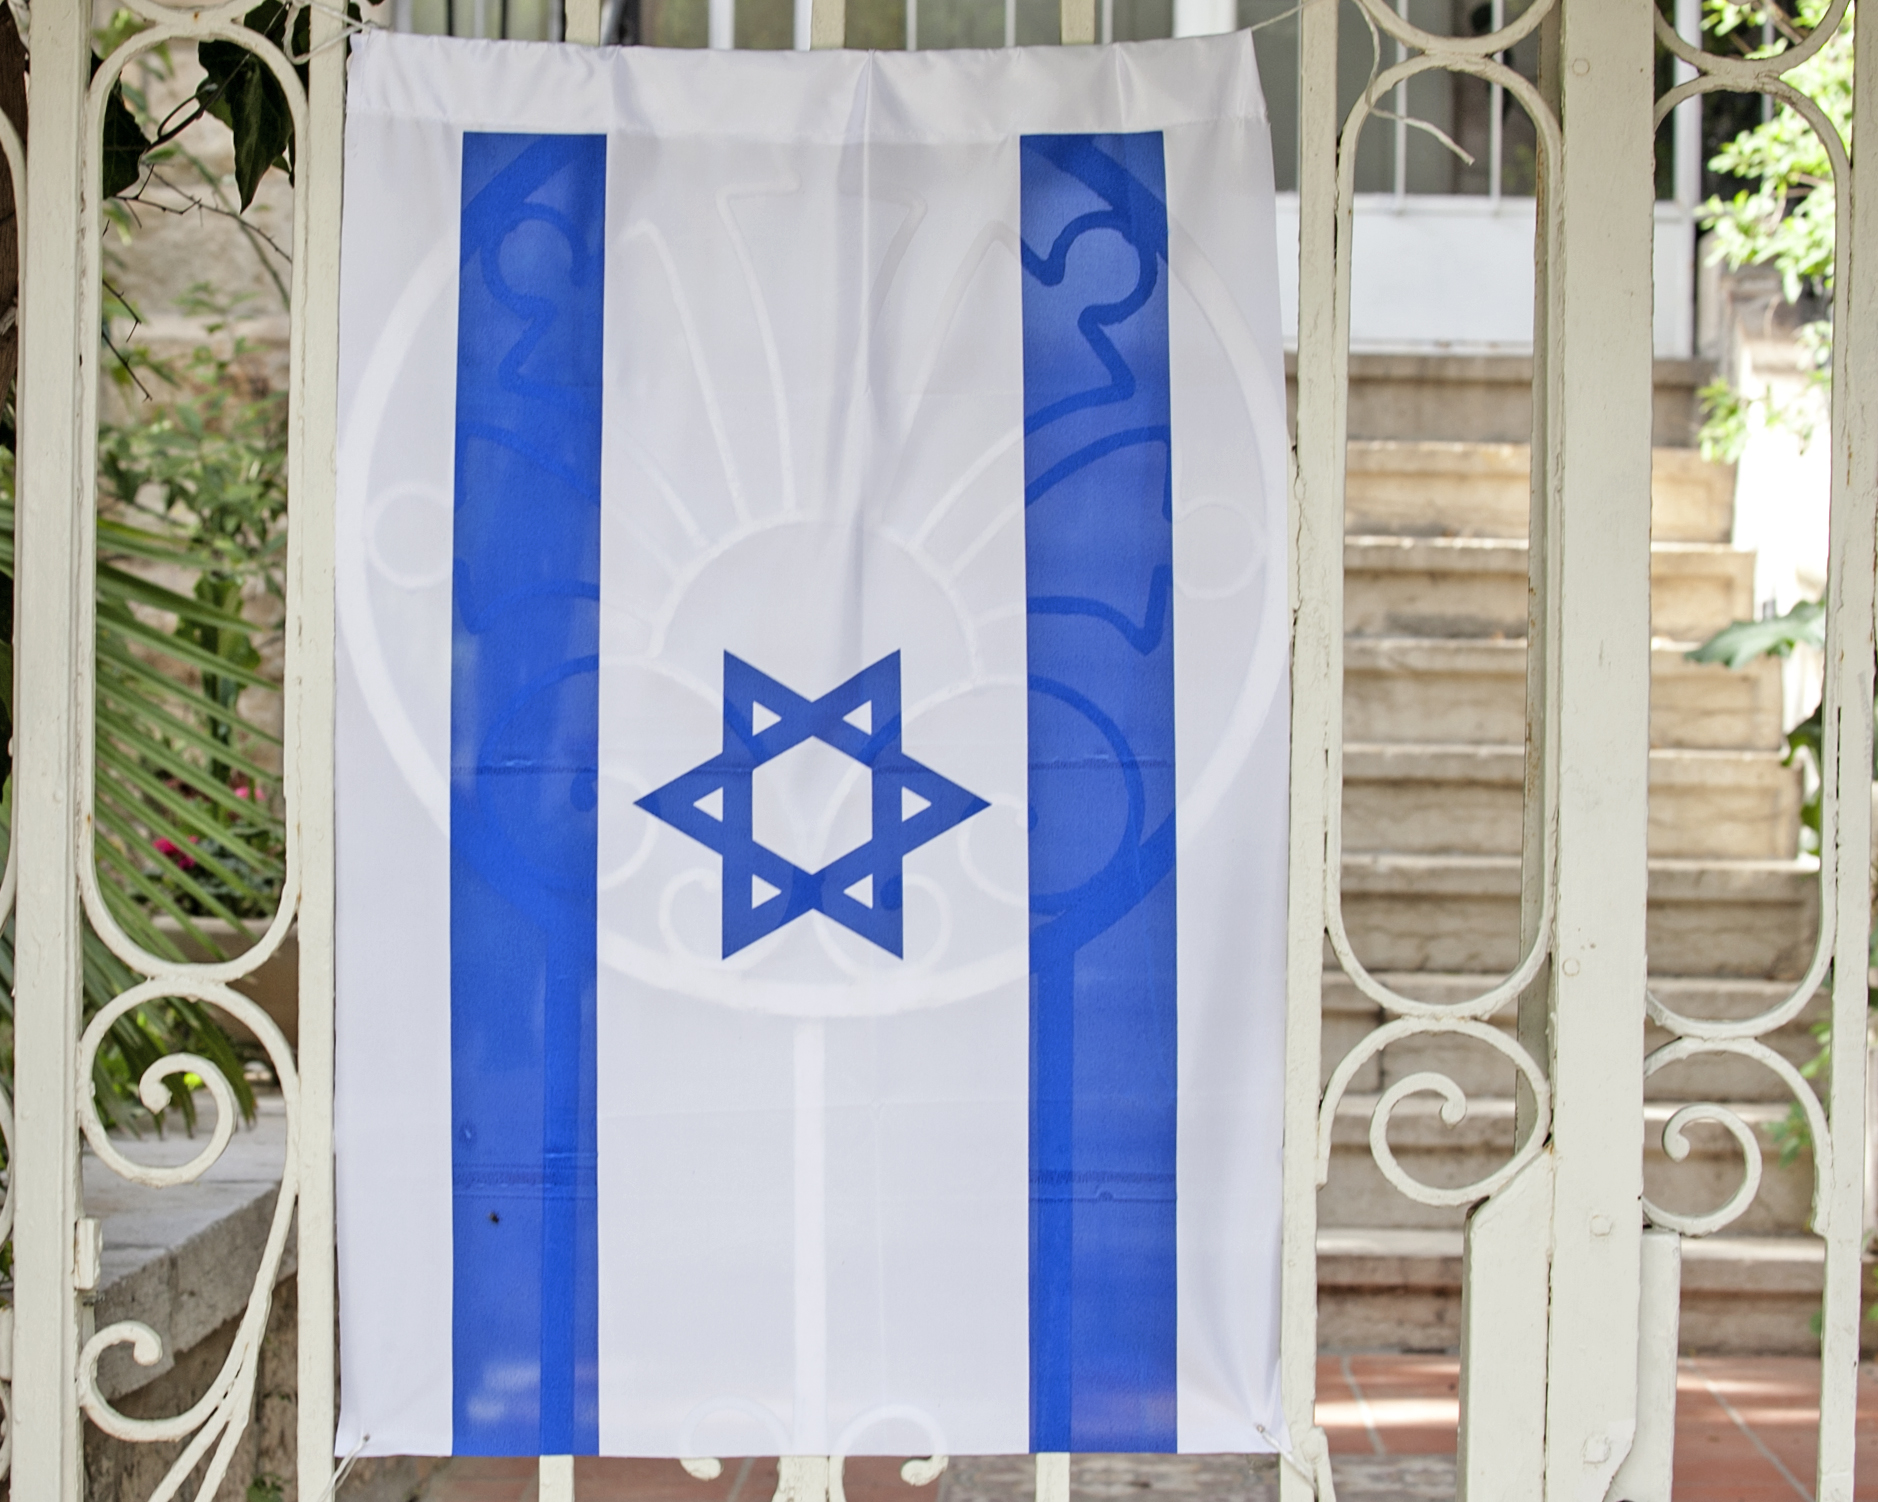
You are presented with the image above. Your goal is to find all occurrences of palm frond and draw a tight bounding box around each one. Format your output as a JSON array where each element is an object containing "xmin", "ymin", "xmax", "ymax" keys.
[{"xmin": 0, "ymin": 315, "xmax": 287, "ymax": 1133}]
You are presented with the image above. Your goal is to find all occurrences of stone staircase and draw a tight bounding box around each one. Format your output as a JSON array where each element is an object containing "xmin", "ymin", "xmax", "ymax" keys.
[{"xmin": 1314, "ymin": 439, "xmax": 1864, "ymax": 1356}]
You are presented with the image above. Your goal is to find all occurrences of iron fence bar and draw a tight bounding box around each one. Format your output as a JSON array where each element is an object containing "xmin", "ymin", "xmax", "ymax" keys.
[
  {"xmin": 14, "ymin": 4, "xmax": 1868, "ymax": 1499},
  {"xmin": 1671, "ymin": 0, "xmax": 1700, "ymax": 208},
  {"xmin": 296, "ymin": 2, "xmax": 348, "ymax": 1499},
  {"xmin": 9, "ymin": 1, "xmax": 94, "ymax": 1496},
  {"xmin": 1514, "ymin": 0, "xmax": 1557, "ymax": 1155},
  {"xmin": 0, "ymin": 43, "xmax": 24, "ymax": 1499},
  {"xmin": 1543, "ymin": 0, "xmax": 1656, "ymax": 1492},
  {"xmin": 1814, "ymin": 5, "xmax": 1878, "ymax": 1490},
  {"xmin": 540, "ymin": 0, "xmax": 598, "ymax": 1474},
  {"xmin": 1282, "ymin": 0, "xmax": 1340, "ymax": 1491},
  {"xmin": 1646, "ymin": 1, "xmax": 1867, "ymax": 1486},
  {"xmin": 1489, "ymin": 0, "xmax": 1504, "ymax": 201}
]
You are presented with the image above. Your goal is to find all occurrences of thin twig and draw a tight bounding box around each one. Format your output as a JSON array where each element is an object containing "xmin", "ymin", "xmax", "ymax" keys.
[
  {"xmin": 99, "ymin": 278, "xmax": 159, "ymax": 403},
  {"xmin": 146, "ymin": 163, "xmax": 294, "ymax": 309}
]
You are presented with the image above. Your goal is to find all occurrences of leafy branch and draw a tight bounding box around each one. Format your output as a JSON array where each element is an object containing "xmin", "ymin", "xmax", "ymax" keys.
[
  {"xmin": 98, "ymin": 1, "xmax": 313, "ymax": 211},
  {"xmin": 1689, "ymin": 600, "xmax": 1878, "ymax": 1192},
  {"xmin": 1694, "ymin": 0, "xmax": 1850, "ymax": 456}
]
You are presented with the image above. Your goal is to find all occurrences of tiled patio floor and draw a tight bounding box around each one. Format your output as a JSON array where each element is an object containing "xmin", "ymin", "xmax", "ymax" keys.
[{"xmin": 411, "ymin": 1357, "xmax": 1878, "ymax": 1502}]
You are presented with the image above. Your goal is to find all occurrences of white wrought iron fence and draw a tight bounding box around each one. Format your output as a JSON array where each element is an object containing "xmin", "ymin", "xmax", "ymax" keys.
[{"xmin": 2, "ymin": 0, "xmax": 1871, "ymax": 1499}]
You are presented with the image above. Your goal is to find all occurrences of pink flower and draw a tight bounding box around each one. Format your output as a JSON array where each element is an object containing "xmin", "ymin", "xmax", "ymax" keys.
[{"xmin": 154, "ymin": 836, "xmax": 198, "ymax": 871}]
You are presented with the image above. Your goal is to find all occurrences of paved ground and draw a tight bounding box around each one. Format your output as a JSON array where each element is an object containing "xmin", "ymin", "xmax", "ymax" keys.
[{"xmin": 412, "ymin": 1357, "xmax": 1878, "ymax": 1502}]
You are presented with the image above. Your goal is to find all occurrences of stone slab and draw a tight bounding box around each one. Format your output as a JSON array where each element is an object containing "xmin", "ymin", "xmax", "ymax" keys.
[
  {"xmin": 1284, "ymin": 353, "xmax": 1713, "ymax": 448},
  {"xmin": 86, "ymin": 1091, "xmax": 292, "ymax": 1400}
]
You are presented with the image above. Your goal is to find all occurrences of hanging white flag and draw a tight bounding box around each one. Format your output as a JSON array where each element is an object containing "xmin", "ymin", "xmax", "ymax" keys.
[{"xmin": 335, "ymin": 28, "xmax": 1290, "ymax": 1461}]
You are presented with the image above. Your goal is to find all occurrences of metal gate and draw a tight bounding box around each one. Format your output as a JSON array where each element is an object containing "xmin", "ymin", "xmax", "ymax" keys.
[{"xmin": 3, "ymin": 0, "xmax": 1871, "ymax": 1497}]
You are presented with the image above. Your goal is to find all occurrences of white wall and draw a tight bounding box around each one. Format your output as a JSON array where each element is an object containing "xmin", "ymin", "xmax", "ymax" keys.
[{"xmin": 1272, "ymin": 193, "xmax": 1697, "ymax": 358}]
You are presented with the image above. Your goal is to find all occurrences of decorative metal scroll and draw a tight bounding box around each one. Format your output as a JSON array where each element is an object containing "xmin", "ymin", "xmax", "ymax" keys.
[
  {"xmin": 0, "ymin": 97, "xmax": 21, "ymax": 1491},
  {"xmin": 34, "ymin": 0, "xmax": 1871, "ymax": 1499},
  {"xmin": 1640, "ymin": 10, "xmax": 1872, "ymax": 1492},
  {"xmin": 64, "ymin": 7, "xmax": 318, "ymax": 1499},
  {"xmin": 1313, "ymin": 0, "xmax": 1564, "ymax": 1211},
  {"xmin": 1308, "ymin": 1, "xmax": 1872, "ymax": 1494},
  {"xmin": 1641, "ymin": 0, "xmax": 1855, "ymax": 1246}
]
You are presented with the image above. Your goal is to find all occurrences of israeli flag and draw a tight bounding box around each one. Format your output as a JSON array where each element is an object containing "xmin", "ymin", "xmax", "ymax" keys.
[{"xmin": 335, "ymin": 29, "xmax": 1290, "ymax": 1462}]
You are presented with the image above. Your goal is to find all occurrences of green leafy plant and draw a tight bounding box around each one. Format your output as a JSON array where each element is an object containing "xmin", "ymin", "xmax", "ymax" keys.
[
  {"xmin": 1694, "ymin": 0, "xmax": 1851, "ymax": 455},
  {"xmin": 0, "ymin": 290, "xmax": 289, "ymax": 1134},
  {"xmin": 51, "ymin": 11, "xmax": 301, "ymax": 1133},
  {"xmin": 1696, "ymin": 375, "xmax": 1755, "ymax": 463},
  {"xmin": 1688, "ymin": 598, "xmax": 1833, "ymax": 843},
  {"xmin": 0, "ymin": 1, "xmax": 305, "ymax": 1304},
  {"xmin": 94, "ymin": 290, "xmax": 289, "ymax": 940},
  {"xmin": 98, "ymin": 1, "xmax": 313, "ymax": 210},
  {"xmin": 247, "ymin": 1473, "xmax": 286, "ymax": 1502},
  {"xmin": 1689, "ymin": 601, "xmax": 1878, "ymax": 1196},
  {"xmin": 1685, "ymin": 596, "xmax": 1825, "ymax": 669},
  {"xmin": 1701, "ymin": 0, "xmax": 1850, "ymax": 299}
]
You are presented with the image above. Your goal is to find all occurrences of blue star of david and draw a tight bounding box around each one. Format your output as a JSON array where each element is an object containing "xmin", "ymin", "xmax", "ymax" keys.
[{"xmin": 636, "ymin": 652, "xmax": 990, "ymax": 958}]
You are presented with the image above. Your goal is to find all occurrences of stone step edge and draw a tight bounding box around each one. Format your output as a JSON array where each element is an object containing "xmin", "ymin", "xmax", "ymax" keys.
[
  {"xmin": 1343, "ymin": 438, "xmax": 1722, "ymax": 468},
  {"xmin": 1321, "ymin": 971, "xmax": 1825, "ymax": 1023},
  {"xmin": 1342, "ymin": 742, "xmax": 1794, "ymax": 784},
  {"xmin": 1338, "ymin": 851, "xmax": 1817, "ymax": 898},
  {"xmin": 1344, "ymin": 636, "xmax": 1758, "ymax": 665},
  {"xmin": 1346, "ymin": 536, "xmax": 1747, "ymax": 570},
  {"xmin": 1317, "ymin": 1227, "xmax": 1845, "ymax": 1297}
]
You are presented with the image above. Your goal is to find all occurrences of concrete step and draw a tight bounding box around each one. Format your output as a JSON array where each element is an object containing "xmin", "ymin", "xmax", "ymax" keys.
[
  {"xmin": 1344, "ymin": 638, "xmax": 1786, "ymax": 751},
  {"xmin": 1344, "ymin": 441, "xmax": 1734, "ymax": 543},
  {"xmin": 1336, "ymin": 854, "xmax": 1818, "ymax": 978},
  {"xmin": 1317, "ymin": 1227, "xmax": 1875, "ymax": 1355},
  {"xmin": 1321, "ymin": 972, "xmax": 1830, "ymax": 1103},
  {"xmin": 1341, "ymin": 743, "xmax": 1802, "ymax": 860},
  {"xmin": 1321, "ymin": 1095, "xmax": 1816, "ymax": 1237},
  {"xmin": 1345, "ymin": 537, "xmax": 1754, "ymax": 644},
  {"xmin": 1285, "ymin": 353, "xmax": 1713, "ymax": 448}
]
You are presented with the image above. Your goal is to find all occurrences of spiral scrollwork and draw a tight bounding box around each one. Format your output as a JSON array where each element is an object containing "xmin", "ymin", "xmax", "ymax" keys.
[
  {"xmin": 1631, "ymin": 0, "xmax": 1857, "ymax": 1328},
  {"xmin": 679, "ymin": 1405, "xmax": 951, "ymax": 1500},
  {"xmin": 1318, "ymin": 1017, "xmax": 1552, "ymax": 1208},
  {"xmin": 75, "ymin": 978, "xmax": 299, "ymax": 1502},
  {"xmin": 1641, "ymin": 1035, "xmax": 1833, "ymax": 1239},
  {"xmin": 826, "ymin": 1406, "xmax": 950, "ymax": 1500},
  {"xmin": 77, "ymin": 978, "xmax": 297, "ymax": 1187},
  {"xmin": 1316, "ymin": 0, "xmax": 1563, "ymax": 1221},
  {"xmin": 828, "ymin": 1454, "xmax": 951, "ymax": 1502},
  {"xmin": 55, "ymin": 7, "xmax": 318, "ymax": 1497}
]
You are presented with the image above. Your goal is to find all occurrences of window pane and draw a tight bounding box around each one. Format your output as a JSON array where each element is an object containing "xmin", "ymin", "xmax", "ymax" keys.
[
  {"xmin": 736, "ymin": 0, "xmax": 794, "ymax": 47},
  {"xmin": 850, "ymin": 0, "xmax": 909, "ymax": 47},
  {"xmin": 643, "ymin": 0, "xmax": 709, "ymax": 44},
  {"xmin": 1111, "ymin": 0, "xmax": 1172, "ymax": 41},
  {"xmin": 916, "ymin": 0, "xmax": 1004, "ymax": 47}
]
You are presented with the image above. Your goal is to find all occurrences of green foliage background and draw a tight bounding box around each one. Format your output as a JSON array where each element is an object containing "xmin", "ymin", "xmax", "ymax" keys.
[
  {"xmin": 1695, "ymin": 0, "xmax": 1849, "ymax": 458},
  {"xmin": 0, "ymin": 8, "xmax": 298, "ymax": 1164}
]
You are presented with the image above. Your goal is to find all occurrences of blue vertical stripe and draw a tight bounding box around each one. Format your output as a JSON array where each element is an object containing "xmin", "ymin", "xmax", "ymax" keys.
[
  {"xmin": 450, "ymin": 131, "xmax": 606, "ymax": 1457},
  {"xmin": 1020, "ymin": 132, "xmax": 1179, "ymax": 1454}
]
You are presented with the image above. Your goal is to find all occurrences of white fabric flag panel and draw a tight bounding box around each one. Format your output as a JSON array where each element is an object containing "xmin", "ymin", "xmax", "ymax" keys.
[{"xmin": 334, "ymin": 29, "xmax": 1289, "ymax": 1462}]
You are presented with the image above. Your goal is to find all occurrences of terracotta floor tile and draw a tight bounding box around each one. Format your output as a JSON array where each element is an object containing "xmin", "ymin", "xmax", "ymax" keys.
[{"xmin": 413, "ymin": 1358, "xmax": 1878, "ymax": 1500}]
